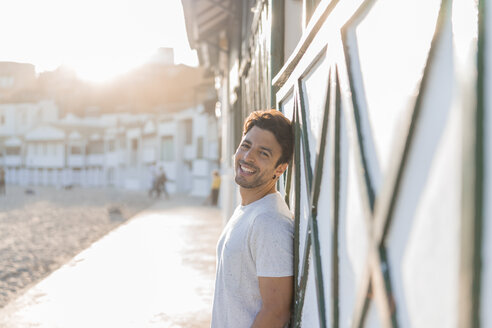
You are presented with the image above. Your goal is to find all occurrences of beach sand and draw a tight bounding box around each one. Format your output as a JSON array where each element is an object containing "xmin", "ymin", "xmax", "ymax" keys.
[{"xmin": 0, "ymin": 185, "xmax": 154, "ymax": 309}]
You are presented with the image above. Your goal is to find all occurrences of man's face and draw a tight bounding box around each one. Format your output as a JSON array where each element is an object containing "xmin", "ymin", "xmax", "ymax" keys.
[{"xmin": 234, "ymin": 126, "xmax": 284, "ymax": 189}]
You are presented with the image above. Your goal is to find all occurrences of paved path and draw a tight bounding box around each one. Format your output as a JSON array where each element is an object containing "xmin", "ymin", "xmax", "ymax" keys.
[{"xmin": 0, "ymin": 199, "xmax": 222, "ymax": 328}]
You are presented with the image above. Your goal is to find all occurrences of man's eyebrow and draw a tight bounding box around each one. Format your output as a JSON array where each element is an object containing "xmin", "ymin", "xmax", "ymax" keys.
[
  {"xmin": 259, "ymin": 146, "xmax": 273, "ymax": 155},
  {"xmin": 241, "ymin": 139, "xmax": 273, "ymax": 155}
]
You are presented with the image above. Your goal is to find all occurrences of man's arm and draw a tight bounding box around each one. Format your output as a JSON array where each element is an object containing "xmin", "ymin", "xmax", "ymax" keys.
[{"xmin": 251, "ymin": 276, "xmax": 293, "ymax": 328}]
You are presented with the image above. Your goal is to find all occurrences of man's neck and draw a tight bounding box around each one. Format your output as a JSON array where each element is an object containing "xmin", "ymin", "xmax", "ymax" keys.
[{"xmin": 239, "ymin": 183, "xmax": 277, "ymax": 206}]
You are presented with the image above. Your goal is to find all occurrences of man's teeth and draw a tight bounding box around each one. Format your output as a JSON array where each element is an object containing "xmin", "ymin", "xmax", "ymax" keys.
[{"xmin": 241, "ymin": 165, "xmax": 255, "ymax": 173}]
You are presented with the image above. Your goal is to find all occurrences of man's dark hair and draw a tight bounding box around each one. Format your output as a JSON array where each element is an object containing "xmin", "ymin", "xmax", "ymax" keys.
[{"xmin": 243, "ymin": 109, "xmax": 294, "ymax": 166}]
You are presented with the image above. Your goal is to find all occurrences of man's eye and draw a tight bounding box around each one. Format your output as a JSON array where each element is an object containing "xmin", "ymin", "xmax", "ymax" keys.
[
  {"xmin": 240, "ymin": 144, "xmax": 249, "ymax": 149},
  {"xmin": 260, "ymin": 151, "xmax": 269, "ymax": 157}
]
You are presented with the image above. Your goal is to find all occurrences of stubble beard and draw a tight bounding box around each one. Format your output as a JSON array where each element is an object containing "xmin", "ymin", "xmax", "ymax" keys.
[
  {"xmin": 235, "ymin": 174, "xmax": 268, "ymax": 189},
  {"xmin": 235, "ymin": 162, "xmax": 271, "ymax": 189}
]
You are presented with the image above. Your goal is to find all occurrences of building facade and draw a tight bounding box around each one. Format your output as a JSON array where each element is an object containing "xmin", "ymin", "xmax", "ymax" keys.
[
  {"xmin": 183, "ymin": 0, "xmax": 491, "ymax": 327},
  {"xmin": 0, "ymin": 101, "xmax": 220, "ymax": 197}
]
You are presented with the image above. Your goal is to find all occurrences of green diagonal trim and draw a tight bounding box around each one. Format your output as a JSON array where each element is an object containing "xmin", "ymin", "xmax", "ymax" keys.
[
  {"xmin": 471, "ymin": 0, "xmax": 485, "ymax": 326},
  {"xmin": 285, "ymin": 163, "xmax": 293, "ymax": 207},
  {"xmin": 331, "ymin": 67, "xmax": 342, "ymax": 328},
  {"xmin": 292, "ymin": 96, "xmax": 313, "ymax": 327},
  {"xmin": 340, "ymin": 0, "xmax": 377, "ymax": 213},
  {"xmin": 306, "ymin": 67, "xmax": 332, "ymax": 328},
  {"xmin": 293, "ymin": 97, "xmax": 302, "ymax": 320},
  {"xmin": 297, "ymin": 79, "xmax": 314, "ymax": 191}
]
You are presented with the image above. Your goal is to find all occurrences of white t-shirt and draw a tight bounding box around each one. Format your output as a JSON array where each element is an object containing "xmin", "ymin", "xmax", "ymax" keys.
[{"xmin": 211, "ymin": 192, "xmax": 294, "ymax": 328}]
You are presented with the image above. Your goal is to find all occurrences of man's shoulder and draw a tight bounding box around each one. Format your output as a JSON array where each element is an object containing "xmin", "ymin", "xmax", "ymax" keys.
[
  {"xmin": 255, "ymin": 193, "xmax": 292, "ymax": 216},
  {"xmin": 250, "ymin": 205, "xmax": 294, "ymax": 234},
  {"xmin": 253, "ymin": 210, "xmax": 293, "ymax": 226},
  {"xmin": 248, "ymin": 207, "xmax": 294, "ymax": 246}
]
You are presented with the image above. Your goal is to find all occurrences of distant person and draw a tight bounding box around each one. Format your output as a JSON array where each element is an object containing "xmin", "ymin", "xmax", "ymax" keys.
[
  {"xmin": 210, "ymin": 170, "xmax": 221, "ymax": 206},
  {"xmin": 0, "ymin": 167, "xmax": 5, "ymax": 195},
  {"xmin": 148, "ymin": 164, "xmax": 159, "ymax": 198},
  {"xmin": 156, "ymin": 168, "xmax": 169, "ymax": 199},
  {"xmin": 211, "ymin": 110, "xmax": 294, "ymax": 328},
  {"xmin": 149, "ymin": 166, "xmax": 169, "ymax": 199}
]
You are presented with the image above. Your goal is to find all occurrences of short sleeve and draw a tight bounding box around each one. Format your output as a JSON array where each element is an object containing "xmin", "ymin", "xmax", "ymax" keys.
[{"xmin": 249, "ymin": 212, "xmax": 294, "ymax": 277}]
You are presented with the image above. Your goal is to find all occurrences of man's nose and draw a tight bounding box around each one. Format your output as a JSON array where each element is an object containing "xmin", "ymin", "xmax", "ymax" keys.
[{"xmin": 243, "ymin": 148, "xmax": 256, "ymax": 162}]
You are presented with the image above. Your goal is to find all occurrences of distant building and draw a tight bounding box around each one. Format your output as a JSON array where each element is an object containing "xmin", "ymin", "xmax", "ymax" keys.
[
  {"xmin": 0, "ymin": 62, "xmax": 36, "ymax": 101},
  {"xmin": 0, "ymin": 55, "xmax": 220, "ymax": 197},
  {"xmin": 0, "ymin": 100, "xmax": 58, "ymax": 137},
  {"xmin": 0, "ymin": 101, "xmax": 219, "ymax": 196}
]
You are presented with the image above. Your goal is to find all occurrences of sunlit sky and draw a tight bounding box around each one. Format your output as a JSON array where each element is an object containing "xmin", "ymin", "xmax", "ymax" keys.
[{"xmin": 0, "ymin": 0, "xmax": 198, "ymax": 83}]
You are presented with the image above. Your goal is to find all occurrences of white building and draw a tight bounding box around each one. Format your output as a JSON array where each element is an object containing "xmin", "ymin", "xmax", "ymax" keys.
[
  {"xmin": 0, "ymin": 100, "xmax": 58, "ymax": 137},
  {"xmin": 0, "ymin": 101, "xmax": 219, "ymax": 196},
  {"xmin": 24, "ymin": 125, "xmax": 65, "ymax": 186},
  {"xmin": 3, "ymin": 136, "xmax": 23, "ymax": 184},
  {"xmin": 156, "ymin": 106, "xmax": 220, "ymax": 196}
]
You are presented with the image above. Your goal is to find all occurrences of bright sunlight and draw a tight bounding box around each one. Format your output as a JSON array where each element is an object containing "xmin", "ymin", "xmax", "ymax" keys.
[{"xmin": 0, "ymin": 0, "xmax": 198, "ymax": 83}]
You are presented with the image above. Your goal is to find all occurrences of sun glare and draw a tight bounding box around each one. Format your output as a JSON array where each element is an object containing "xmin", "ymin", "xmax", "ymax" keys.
[{"xmin": 0, "ymin": 0, "xmax": 198, "ymax": 83}]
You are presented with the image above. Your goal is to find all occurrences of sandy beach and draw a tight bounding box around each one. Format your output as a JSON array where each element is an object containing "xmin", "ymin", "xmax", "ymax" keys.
[{"xmin": 0, "ymin": 185, "xmax": 154, "ymax": 309}]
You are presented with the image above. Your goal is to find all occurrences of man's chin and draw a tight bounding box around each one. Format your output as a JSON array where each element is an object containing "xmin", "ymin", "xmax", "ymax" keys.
[{"xmin": 235, "ymin": 176, "xmax": 256, "ymax": 189}]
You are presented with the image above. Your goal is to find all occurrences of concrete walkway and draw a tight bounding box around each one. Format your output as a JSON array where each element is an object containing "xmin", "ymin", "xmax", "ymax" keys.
[{"xmin": 0, "ymin": 198, "xmax": 222, "ymax": 328}]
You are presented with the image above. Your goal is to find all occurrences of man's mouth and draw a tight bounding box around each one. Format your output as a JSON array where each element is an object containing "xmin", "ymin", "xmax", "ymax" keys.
[{"xmin": 239, "ymin": 162, "xmax": 257, "ymax": 174}]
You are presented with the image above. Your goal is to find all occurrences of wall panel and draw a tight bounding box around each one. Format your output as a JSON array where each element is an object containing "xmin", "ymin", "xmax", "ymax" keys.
[
  {"xmin": 481, "ymin": 0, "xmax": 492, "ymax": 325},
  {"xmin": 271, "ymin": 0, "xmax": 486, "ymax": 326}
]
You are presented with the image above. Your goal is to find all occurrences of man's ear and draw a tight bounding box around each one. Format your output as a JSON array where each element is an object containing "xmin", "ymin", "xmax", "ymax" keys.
[{"xmin": 275, "ymin": 162, "xmax": 288, "ymax": 177}]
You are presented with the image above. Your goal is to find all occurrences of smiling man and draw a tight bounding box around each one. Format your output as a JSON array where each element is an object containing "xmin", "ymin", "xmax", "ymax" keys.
[{"xmin": 211, "ymin": 110, "xmax": 295, "ymax": 328}]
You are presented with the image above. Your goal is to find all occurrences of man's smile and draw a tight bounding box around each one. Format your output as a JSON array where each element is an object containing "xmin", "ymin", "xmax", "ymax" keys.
[{"xmin": 238, "ymin": 161, "xmax": 257, "ymax": 175}]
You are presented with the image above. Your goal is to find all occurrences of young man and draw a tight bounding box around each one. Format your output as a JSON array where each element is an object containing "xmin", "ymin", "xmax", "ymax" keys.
[{"xmin": 211, "ymin": 110, "xmax": 294, "ymax": 328}]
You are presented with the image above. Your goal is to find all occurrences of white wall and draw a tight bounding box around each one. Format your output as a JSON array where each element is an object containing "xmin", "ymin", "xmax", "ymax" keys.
[
  {"xmin": 25, "ymin": 142, "xmax": 65, "ymax": 168},
  {"xmin": 4, "ymin": 154, "xmax": 22, "ymax": 167},
  {"xmin": 142, "ymin": 136, "xmax": 157, "ymax": 164},
  {"xmin": 284, "ymin": 0, "xmax": 303, "ymax": 63},
  {"xmin": 0, "ymin": 101, "xmax": 60, "ymax": 137},
  {"xmin": 271, "ymin": 0, "xmax": 481, "ymax": 326}
]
